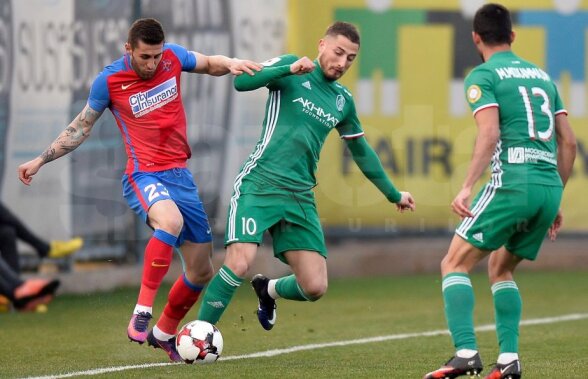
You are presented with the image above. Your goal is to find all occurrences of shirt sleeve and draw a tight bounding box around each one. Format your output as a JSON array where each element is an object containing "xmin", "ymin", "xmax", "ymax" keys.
[
  {"xmin": 87, "ymin": 71, "xmax": 110, "ymax": 113},
  {"xmin": 464, "ymin": 67, "xmax": 498, "ymax": 116},
  {"xmin": 553, "ymin": 82, "xmax": 568, "ymax": 116},
  {"xmin": 262, "ymin": 54, "xmax": 299, "ymax": 90},
  {"xmin": 336, "ymin": 95, "xmax": 364, "ymax": 140},
  {"xmin": 164, "ymin": 43, "xmax": 197, "ymax": 72}
]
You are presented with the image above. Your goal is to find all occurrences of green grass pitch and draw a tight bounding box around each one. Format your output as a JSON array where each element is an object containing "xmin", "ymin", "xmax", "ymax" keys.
[{"xmin": 1, "ymin": 270, "xmax": 587, "ymax": 378}]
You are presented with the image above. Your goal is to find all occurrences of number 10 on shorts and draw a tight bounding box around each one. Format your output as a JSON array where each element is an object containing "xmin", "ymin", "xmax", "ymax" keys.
[{"xmin": 242, "ymin": 217, "xmax": 257, "ymax": 236}]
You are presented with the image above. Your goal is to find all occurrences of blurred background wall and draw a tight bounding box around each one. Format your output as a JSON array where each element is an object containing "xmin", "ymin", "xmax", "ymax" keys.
[{"xmin": 0, "ymin": 0, "xmax": 586, "ymax": 266}]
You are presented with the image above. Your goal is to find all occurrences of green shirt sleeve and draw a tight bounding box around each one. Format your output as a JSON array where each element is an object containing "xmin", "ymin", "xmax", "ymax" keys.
[
  {"xmin": 345, "ymin": 136, "xmax": 402, "ymax": 203},
  {"xmin": 234, "ymin": 54, "xmax": 298, "ymax": 91},
  {"xmin": 464, "ymin": 66, "xmax": 497, "ymax": 114},
  {"xmin": 553, "ymin": 83, "xmax": 567, "ymax": 115}
]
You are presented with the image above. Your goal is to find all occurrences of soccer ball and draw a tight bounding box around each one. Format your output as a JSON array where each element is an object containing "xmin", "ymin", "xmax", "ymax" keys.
[{"xmin": 175, "ymin": 320, "xmax": 223, "ymax": 364}]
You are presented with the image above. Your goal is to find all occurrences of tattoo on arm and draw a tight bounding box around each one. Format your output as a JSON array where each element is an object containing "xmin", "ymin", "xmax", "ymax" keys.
[{"xmin": 40, "ymin": 105, "xmax": 103, "ymax": 163}]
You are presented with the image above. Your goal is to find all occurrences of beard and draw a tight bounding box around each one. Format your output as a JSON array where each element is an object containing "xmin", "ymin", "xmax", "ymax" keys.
[
  {"xmin": 131, "ymin": 59, "xmax": 156, "ymax": 80},
  {"xmin": 137, "ymin": 70, "xmax": 155, "ymax": 80}
]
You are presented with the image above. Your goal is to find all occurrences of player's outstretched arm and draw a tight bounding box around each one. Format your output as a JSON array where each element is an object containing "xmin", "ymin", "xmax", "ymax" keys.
[
  {"xmin": 18, "ymin": 103, "xmax": 103, "ymax": 185},
  {"xmin": 192, "ymin": 52, "xmax": 262, "ymax": 76},
  {"xmin": 451, "ymin": 107, "xmax": 499, "ymax": 218},
  {"xmin": 345, "ymin": 136, "xmax": 415, "ymax": 212},
  {"xmin": 233, "ymin": 55, "xmax": 314, "ymax": 92}
]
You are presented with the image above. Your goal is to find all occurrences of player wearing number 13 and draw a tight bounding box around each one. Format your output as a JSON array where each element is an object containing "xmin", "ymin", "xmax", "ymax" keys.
[{"xmin": 424, "ymin": 4, "xmax": 576, "ymax": 379}]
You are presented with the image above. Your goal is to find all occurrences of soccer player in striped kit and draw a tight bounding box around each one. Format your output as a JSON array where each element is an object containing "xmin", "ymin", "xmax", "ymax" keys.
[
  {"xmin": 197, "ymin": 22, "xmax": 415, "ymax": 333},
  {"xmin": 424, "ymin": 4, "xmax": 576, "ymax": 379}
]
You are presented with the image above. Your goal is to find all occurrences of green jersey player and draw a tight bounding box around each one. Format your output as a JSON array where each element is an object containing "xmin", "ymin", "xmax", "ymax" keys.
[
  {"xmin": 424, "ymin": 4, "xmax": 576, "ymax": 379},
  {"xmin": 197, "ymin": 22, "xmax": 415, "ymax": 331}
]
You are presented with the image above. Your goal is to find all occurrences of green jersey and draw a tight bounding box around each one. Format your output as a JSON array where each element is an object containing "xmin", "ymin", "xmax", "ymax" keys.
[
  {"xmin": 235, "ymin": 54, "xmax": 363, "ymax": 193},
  {"xmin": 464, "ymin": 51, "xmax": 566, "ymax": 187}
]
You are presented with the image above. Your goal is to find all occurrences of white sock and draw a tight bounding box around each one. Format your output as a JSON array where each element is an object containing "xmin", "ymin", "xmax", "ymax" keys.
[
  {"xmin": 133, "ymin": 304, "xmax": 152, "ymax": 315},
  {"xmin": 267, "ymin": 279, "xmax": 280, "ymax": 299},
  {"xmin": 497, "ymin": 353, "xmax": 519, "ymax": 364},
  {"xmin": 456, "ymin": 349, "xmax": 478, "ymax": 358},
  {"xmin": 153, "ymin": 325, "xmax": 174, "ymax": 341}
]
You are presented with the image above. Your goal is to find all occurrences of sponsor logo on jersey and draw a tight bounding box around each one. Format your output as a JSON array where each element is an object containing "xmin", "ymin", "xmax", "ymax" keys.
[
  {"xmin": 508, "ymin": 147, "xmax": 525, "ymax": 163},
  {"xmin": 508, "ymin": 147, "xmax": 556, "ymax": 165},
  {"xmin": 292, "ymin": 97, "xmax": 339, "ymax": 128},
  {"xmin": 302, "ymin": 81, "xmax": 312, "ymax": 90},
  {"xmin": 336, "ymin": 94, "xmax": 345, "ymax": 111},
  {"xmin": 129, "ymin": 77, "xmax": 178, "ymax": 117},
  {"xmin": 466, "ymin": 84, "xmax": 482, "ymax": 103}
]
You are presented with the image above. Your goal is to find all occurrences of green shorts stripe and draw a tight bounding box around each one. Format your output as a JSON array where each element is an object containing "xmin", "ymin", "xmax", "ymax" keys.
[
  {"xmin": 456, "ymin": 169, "xmax": 502, "ymax": 238},
  {"xmin": 227, "ymin": 90, "xmax": 281, "ymax": 242}
]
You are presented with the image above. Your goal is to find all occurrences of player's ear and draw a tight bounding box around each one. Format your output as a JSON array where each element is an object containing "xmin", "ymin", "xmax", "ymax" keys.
[
  {"xmin": 471, "ymin": 31, "xmax": 481, "ymax": 45},
  {"xmin": 124, "ymin": 42, "xmax": 132, "ymax": 54},
  {"xmin": 318, "ymin": 38, "xmax": 326, "ymax": 53},
  {"xmin": 509, "ymin": 31, "xmax": 515, "ymax": 45}
]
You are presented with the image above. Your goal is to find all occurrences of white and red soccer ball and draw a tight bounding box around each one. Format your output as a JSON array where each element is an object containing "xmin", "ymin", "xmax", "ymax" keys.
[{"xmin": 175, "ymin": 320, "xmax": 223, "ymax": 364}]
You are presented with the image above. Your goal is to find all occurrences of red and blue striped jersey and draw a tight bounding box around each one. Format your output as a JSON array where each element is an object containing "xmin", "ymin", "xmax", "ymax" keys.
[{"xmin": 88, "ymin": 43, "xmax": 197, "ymax": 174}]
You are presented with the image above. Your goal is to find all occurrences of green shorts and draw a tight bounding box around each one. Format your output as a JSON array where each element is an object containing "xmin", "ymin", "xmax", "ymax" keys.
[
  {"xmin": 455, "ymin": 183, "xmax": 562, "ymax": 260},
  {"xmin": 224, "ymin": 189, "xmax": 326, "ymax": 263}
]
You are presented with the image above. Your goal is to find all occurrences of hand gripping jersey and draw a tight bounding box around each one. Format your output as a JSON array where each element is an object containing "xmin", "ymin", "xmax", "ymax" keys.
[
  {"xmin": 88, "ymin": 43, "xmax": 197, "ymax": 174},
  {"xmin": 237, "ymin": 54, "xmax": 364, "ymax": 193},
  {"xmin": 464, "ymin": 51, "xmax": 566, "ymax": 187}
]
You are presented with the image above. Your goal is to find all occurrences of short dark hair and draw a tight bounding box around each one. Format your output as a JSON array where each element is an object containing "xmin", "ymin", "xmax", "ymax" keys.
[
  {"xmin": 128, "ymin": 18, "xmax": 165, "ymax": 48},
  {"xmin": 473, "ymin": 3, "xmax": 512, "ymax": 46},
  {"xmin": 325, "ymin": 21, "xmax": 360, "ymax": 46}
]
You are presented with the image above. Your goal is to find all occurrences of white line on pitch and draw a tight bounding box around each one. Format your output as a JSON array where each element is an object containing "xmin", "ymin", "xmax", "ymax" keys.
[{"xmin": 21, "ymin": 313, "xmax": 588, "ymax": 379}]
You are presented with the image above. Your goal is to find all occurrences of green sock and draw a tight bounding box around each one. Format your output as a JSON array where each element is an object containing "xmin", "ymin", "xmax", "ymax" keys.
[
  {"xmin": 492, "ymin": 281, "xmax": 521, "ymax": 353},
  {"xmin": 442, "ymin": 273, "xmax": 477, "ymax": 350},
  {"xmin": 275, "ymin": 274, "xmax": 312, "ymax": 301},
  {"xmin": 197, "ymin": 265, "xmax": 243, "ymax": 324}
]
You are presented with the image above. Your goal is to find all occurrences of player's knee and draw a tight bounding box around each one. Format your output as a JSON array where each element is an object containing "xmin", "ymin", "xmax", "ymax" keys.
[
  {"xmin": 163, "ymin": 218, "xmax": 184, "ymax": 235},
  {"xmin": 224, "ymin": 256, "xmax": 250, "ymax": 278},
  {"xmin": 224, "ymin": 244, "xmax": 256, "ymax": 277},
  {"xmin": 185, "ymin": 262, "xmax": 214, "ymax": 285},
  {"xmin": 440, "ymin": 253, "xmax": 470, "ymax": 274},
  {"xmin": 440, "ymin": 254, "xmax": 455, "ymax": 273},
  {"xmin": 300, "ymin": 279, "xmax": 328, "ymax": 301},
  {"xmin": 488, "ymin": 266, "xmax": 513, "ymax": 284},
  {"xmin": 153, "ymin": 214, "xmax": 184, "ymax": 236}
]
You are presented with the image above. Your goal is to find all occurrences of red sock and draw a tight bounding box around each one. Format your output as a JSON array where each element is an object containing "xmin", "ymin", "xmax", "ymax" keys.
[
  {"xmin": 156, "ymin": 274, "xmax": 203, "ymax": 334},
  {"xmin": 136, "ymin": 231, "xmax": 175, "ymax": 307}
]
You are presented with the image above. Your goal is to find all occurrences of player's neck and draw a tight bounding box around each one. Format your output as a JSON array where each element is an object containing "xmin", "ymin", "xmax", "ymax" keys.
[{"xmin": 482, "ymin": 45, "xmax": 511, "ymax": 62}]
